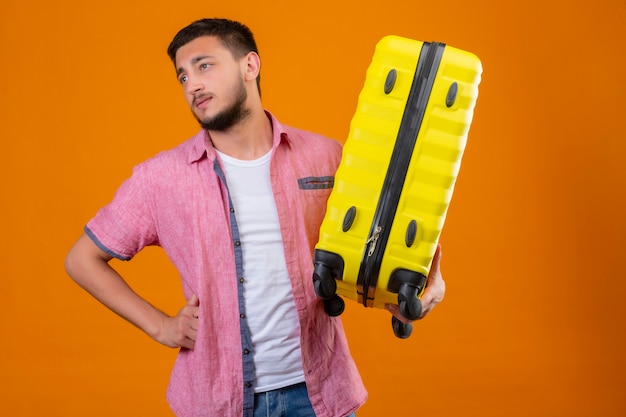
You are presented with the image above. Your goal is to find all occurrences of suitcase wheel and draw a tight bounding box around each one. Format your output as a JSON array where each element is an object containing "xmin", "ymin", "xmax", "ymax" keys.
[
  {"xmin": 388, "ymin": 269, "xmax": 426, "ymax": 320},
  {"xmin": 312, "ymin": 250, "xmax": 344, "ymax": 300},
  {"xmin": 392, "ymin": 316, "xmax": 413, "ymax": 339},
  {"xmin": 313, "ymin": 264, "xmax": 337, "ymax": 300},
  {"xmin": 324, "ymin": 295, "xmax": 345, "ymax": 316},
  {"xmin": 398, "ymin": 283, "xmax": 423, "ymax": 321}
]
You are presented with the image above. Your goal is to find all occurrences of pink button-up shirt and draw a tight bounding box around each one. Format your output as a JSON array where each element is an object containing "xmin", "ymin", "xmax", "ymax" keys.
[{"xmin": 85, "ymin": 112, "xmax": 367, "ymax": 417}]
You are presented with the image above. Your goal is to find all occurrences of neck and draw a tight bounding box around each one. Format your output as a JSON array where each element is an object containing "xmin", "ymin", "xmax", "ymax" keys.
[{"xmin": 208, "ymin": 107, "xmax": 273, "ymax": 160}]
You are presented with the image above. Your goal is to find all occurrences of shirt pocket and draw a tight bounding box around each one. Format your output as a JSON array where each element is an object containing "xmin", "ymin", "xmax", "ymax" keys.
[
  {"xmin": 297, "ymin": 176, "xmax": 334, "ymax": 191},
  {"xmin": 297, "ymin": 176, "xmax": 334, "ymax": 230}
]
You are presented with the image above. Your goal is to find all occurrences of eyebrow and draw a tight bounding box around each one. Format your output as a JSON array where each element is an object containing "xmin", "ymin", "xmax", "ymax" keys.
[{"xmin": 176, "ymin": 55, "xmax": 214, "ymax": 77}]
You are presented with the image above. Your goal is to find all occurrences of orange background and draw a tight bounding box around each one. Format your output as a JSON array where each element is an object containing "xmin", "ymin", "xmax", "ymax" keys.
[{"xmin": 1, "ymin": 0, "xmax": 625, "ymax": 416}]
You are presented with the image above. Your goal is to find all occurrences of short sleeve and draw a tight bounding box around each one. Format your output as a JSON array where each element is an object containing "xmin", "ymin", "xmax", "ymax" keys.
[{"xmin": 85, "ymin": 163, "xmax": 158, "ymax": 260}]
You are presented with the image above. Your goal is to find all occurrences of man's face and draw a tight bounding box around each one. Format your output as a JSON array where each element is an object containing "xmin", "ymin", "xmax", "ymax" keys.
[{"xmin": 175, "ymin": 36, "xmax": 249, "ymax": 131}]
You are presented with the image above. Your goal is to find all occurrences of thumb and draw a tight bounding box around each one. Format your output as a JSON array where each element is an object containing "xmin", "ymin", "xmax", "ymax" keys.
[{"xmin": 187, "ymin": 293, "xmax": 200, "ymax": 306}]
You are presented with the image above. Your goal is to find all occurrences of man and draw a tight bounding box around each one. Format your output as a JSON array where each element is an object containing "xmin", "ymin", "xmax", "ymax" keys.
[{"xmin": 65, "ymin": 18, "xmax": 445, "ymax": 417}]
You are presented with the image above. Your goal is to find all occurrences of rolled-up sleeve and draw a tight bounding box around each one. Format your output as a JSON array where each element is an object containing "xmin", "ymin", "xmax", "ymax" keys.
[{"xmin": 85, "ymin": 163, "xmax": 158, "ymax": 260}]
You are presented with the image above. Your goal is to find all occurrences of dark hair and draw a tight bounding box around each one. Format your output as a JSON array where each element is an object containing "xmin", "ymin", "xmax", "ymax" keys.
[{"xmin": 167, "ymin": 18, "xmax": 261, "ymax": 93}]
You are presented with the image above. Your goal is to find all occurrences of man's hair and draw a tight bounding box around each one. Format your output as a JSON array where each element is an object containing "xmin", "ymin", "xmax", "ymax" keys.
[{"xmin": 167, "ymin": 18, "xmax": 261, "ymax": 93}]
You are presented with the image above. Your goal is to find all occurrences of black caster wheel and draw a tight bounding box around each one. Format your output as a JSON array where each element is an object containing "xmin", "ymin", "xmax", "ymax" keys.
[
  {"xmin": 392, "ymin": 316, "xmax": 413, "ymax": 339},
  {"xmin": 323, "ymin": 295, "xmax": 345, "ymax": 316},
  {"xmin": 397, "ymin": 284, "xmax": 422, "ymax": 321},
  {"xmin": 313, "ymin": 265, "xmax": 337, "ymax": 300}
]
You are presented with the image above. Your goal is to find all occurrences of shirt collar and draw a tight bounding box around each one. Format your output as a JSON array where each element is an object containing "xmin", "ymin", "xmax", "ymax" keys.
[{"xmin": 186, "ymin": 110, "xmax": 292, "ymax": 164}]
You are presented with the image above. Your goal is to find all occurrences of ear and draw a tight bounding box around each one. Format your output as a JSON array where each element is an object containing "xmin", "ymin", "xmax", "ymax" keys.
[{"xmin": 242, "ymin": 51, "xmax": 261, "ymax": 82}]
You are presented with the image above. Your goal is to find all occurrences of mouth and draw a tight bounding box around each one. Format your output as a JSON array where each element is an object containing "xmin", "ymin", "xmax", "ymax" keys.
[{"xmin": 193, "ymin": 95, "xmax": 212, "ymax": 109}]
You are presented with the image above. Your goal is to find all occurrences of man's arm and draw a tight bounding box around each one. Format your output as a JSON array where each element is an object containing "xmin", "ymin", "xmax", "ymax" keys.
[{"xmin": 64, "ymin": 233, "xmax": 199, "ymax": 349}]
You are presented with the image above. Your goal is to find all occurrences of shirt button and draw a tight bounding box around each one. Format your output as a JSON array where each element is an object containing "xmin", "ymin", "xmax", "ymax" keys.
[
  {"xmin": 235, "ymin": 240, "xmax": 241, "ymax": 246},
  {"xmin": 244, "ymin": 349, "xmax": 250, "ymax": 355},
  {"xmin": 245, "ymin": 382, "xmax": 252, "ymax": 388},
  {"xmin": 239, "ymin": 277, "xmax": 245, "ymax": 283},
  {"xmin": 240, "ymin": 313, "xmax": 246, "ymax": 319},
  {"xmin": 230, "ymin": 207, "xmax": 235, "ymax": 213}
]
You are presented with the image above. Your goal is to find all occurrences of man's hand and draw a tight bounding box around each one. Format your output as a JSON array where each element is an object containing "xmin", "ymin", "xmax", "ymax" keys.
[
  {"xmin": 386, "ymin": 244, "xmax": 445, "ymax": 323},
  {"xmin": 155, "ymin": 294, "xmax": 200, "ymax": 350}
]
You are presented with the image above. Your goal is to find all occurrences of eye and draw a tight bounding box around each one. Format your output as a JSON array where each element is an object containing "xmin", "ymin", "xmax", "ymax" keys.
[
  {"xmin": 200, "ymin": 62, "xmax": 211, "ymax": 70},
  {"xmin": 179, "ymin": 74, "xmax": 188, "ymax": 85}
]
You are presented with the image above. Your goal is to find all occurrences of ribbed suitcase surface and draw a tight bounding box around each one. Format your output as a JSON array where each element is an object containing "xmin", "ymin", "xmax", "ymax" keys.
[{"xmin": 313, "ymin": 36, "xmax": 482, "ymax": 337}]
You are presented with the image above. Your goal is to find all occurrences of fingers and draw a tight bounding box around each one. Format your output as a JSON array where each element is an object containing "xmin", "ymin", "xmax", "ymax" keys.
[
  {"xmin": 173, "ymin": 309, "xmax": 198, "ymax": 350},
  {"xmin": 179, "ymin": 294, "xmax": 199, "ymax": 349},
  {"xmin": 157, "ymin": 294, "xmax": 200, "ymax": 350},
  {"xmin": 177, "ymin": 331, "xmax": 197, "ymax": 350},
  {"xmin": 419, "ymin": 245, "xmax": 445, "ymax": 319},
  {"xmin": 385, "ymin": 304, "xmax": 412, "ymax": 324},
  {"xmin": 187, "ymin": 293, "xmax": 200, "ymax": 307},
  {"xmin": 429, "ymin": 244, "xmax": 442, "ymax": 279},
  {"xmin": 186, "ymin": 293, "xmax": 200, "ymax": 319}
]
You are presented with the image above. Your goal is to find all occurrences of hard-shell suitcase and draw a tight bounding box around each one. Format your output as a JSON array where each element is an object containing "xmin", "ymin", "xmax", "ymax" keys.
[{"xmin": 313, "ymin": 36, "xmax": 482, "ymax": 338}]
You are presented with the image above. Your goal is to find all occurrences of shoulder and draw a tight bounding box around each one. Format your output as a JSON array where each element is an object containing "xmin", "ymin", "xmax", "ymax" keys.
[
  {"xmin": 134, "ymin": 131, "xmax": 207, "ymax": 176},
  {"xmin": 285, "ymin": 125, "xmax": 342, "ymax": 150},
  {"xmin": 273, "ymin": 116, "xmax": 343, "ymax": 164}
]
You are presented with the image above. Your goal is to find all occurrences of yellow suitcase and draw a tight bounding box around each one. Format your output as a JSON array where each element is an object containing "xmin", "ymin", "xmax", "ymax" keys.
[{"xmin": 313, "ymin": 36, "xmax": 482, "ymax": 338}]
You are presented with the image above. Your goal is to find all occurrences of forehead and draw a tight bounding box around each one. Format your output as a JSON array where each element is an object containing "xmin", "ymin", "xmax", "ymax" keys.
[{"xmin": 174, "ymin": 36, "xmax": 233, "ymax": 68}]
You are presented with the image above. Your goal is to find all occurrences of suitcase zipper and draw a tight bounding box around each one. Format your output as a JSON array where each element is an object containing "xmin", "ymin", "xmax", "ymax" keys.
[
  {"xmin": 357, "ymin": 41, "xmax": 445, "ymax": 308},
  {"xmin": 366, "ymin": 226, "xmax": 382, "ymax": 256}
]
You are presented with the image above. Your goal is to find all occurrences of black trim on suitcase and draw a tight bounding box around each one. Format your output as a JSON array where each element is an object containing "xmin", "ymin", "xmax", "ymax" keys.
[{"xmin": 356, "ymin": 41, "xmax": 446, "ymax": 308}]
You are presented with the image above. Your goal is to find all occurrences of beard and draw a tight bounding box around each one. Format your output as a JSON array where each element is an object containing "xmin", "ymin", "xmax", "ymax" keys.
[{"xmin": 195, "ymin": 78, "xmax": 249, "ymax": 132}]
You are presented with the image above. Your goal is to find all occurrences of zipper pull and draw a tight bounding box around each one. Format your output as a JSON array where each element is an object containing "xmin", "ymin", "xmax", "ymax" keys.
[{"xmin": 366, "ymin": 226, "xmax": 382, "ymax": 257}]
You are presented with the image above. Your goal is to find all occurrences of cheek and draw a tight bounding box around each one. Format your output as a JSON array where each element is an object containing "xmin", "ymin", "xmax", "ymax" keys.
[{"xmin": 184, "ymin": 91, "xmax": 195, "ymax": 108}]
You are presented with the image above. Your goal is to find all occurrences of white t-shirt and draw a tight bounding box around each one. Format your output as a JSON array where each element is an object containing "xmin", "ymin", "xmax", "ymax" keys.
[{"xmin": 216, "ymin": 149, "xmax": 305, "ymax": 393}]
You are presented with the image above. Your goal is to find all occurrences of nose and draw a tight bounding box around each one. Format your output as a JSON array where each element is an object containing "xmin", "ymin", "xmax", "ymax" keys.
[{"xmin": 184, "ymin": 73, "xmax": 204, "ymax": 95}]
